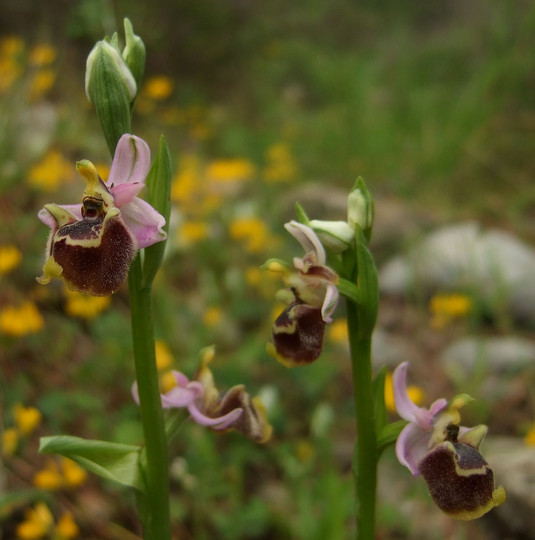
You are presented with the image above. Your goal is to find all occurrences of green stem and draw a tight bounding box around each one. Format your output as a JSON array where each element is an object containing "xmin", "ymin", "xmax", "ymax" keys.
[
  {"xmin": 347, "ymin": 298, "xmax": 377, "ymax": 540},
  {"xmin": 128, "ymin": 255, "xmax": 171, "ymax": 539}
]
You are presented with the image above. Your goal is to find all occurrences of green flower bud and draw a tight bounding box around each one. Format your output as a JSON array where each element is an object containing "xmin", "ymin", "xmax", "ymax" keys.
[
  {"xmin": 85, "ymin": 39, "xmax": 136, "ymax": 154},
  {"xmin": 347, "ymin": 177, "xmax": 374, "ymax": 242},
  {"xmin": 122, "ymin": 18, "xmax": 145, "ymax": 91}
]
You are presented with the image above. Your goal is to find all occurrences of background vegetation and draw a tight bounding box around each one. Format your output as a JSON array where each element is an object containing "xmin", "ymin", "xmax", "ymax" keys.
[{"xmin": 1, "ymin": 1, "xmax": 534, "ymax": 538}]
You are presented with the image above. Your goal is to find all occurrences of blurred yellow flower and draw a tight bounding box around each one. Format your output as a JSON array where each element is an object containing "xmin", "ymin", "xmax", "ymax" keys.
[
  {"xmin": 524, "ymin": 423, "xmax": 535, "ymax": 446},
  {"xmin": 64, "ymin": 288, "xmax": 111, "ymax": 319},
  {"xmin": 229, "ymin": 217, "xmax": 271, "ymax": 254},
  {"xmin": 203, "ymin": 306, "xmax": 222, "ymax": 327},
  {"xmin": 55, "ymin": 512, "xmax": 79, "ymax": 539},
  {"xmin": 206, "ymin": 158, "xmax": 255, "ymax": 183},
  {"xmin": 29, "ymin": 44, "xmax": 57, "ymax": 66},
  {"xmin": 2, "ymin": 427, "xmax": 19, "ymax": 456},
  {"xmin": 1, "ymin": 35, "xmax": 24, "ymax": 57},
  {"xmin": 155, "ymin": 340, "xmax": 173, "ymax": 371},
  {"xmin": 0, "ymin": 245, "xmax": 22, "ymax": 274},
  {"xmin": 60, "ymin": 457, "xmax": 87, "ymax": 487},
  {"xmin": 143, "ymin": 75, "xmax": 174, "ymax": 100},
  {"xmin": 0, "ymin": 302, "xmax": 44, "ymax": 336},
  {"xmin": 263, "ymin": 143, "xmax": 298, "ymax": 183},
  {"xmin": 178, "ymin": 220, "xmax": 210, "ymax": 246},
  {"xmin": 160, "ymin": 370, "xmax": 177, "ymax": 394},
  {"xmin": 16, "ymin": 502, "xmax": 54, "ymax": 540},
  {"xmin": 384, "ymin": 372, "xmax": 425, "ymax": 413},
  {"xmin": 28, "ymin": 149, "xmax": 73, "ymax": 191},
  {"xmin": 0, "ymin": 36, "xmax": 24, "ymax": 92},
  {"xmin": 33, "ymin": 457, "xmax": 87, "ymax": 490},
  {"xmin": 94, "ymin": 162, "xmax": 110, "ymax": 180},
  {"xmin": 14, "ymin": 404, "xmax": 42, "ymax": 435},
  {"xmin": 29, "ymin": 68, "xmax": 57, "ymax": 101},
  {"xmin": 429, "ymin": 293, "xmax": 473, "ymax": 329},
  {"xmin": 328, "ymin": 318, "xmax": 348, "ymax": 344}
]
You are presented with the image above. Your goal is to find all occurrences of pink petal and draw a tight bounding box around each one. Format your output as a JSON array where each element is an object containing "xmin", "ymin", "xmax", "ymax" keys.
[
  {"xmin": 111, "ymin": 182, "xmax": 145, "ymax": 207},
  {"xmin": 107, "ymin": 134, "xmax": 150, "ymax": 188},
  {"xmin": 393, "ymin": 362, "xmax": 446, "ymax": 428},
  {"xmin": 396, "ymin": 422, "xmax": 431, "ymax": 476},
  {"xmin": 321, "ymin": 283, "xmax": 339, "ymax": 322},
  {"xmin": 120, "ymin": 197, "xmax": 166, "ymax": 249},
  {"xmin": 187, "ymin": 404, "xmax": 243, "ymax": 429},
  {"xmin": 161, "ymin": 380, "xmax": 204, "ymax": 409},
  {"xmin": 285, "ymin": 221, "xmax": 326, "ymax": 265}
]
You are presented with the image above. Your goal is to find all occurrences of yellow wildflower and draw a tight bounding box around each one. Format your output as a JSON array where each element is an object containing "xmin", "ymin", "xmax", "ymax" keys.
[
  {"xmin": 206, "ymin": 158, "xmax": 255, "ymax": 183},
  {"xmin": 27, "ymin": 149, "xmax": 73, "ymax": 191},
  {"xmin": 178, "ymin": 221, "xmax": 210, "ymax": 246},
  {"xmin": 0, "ymin": 302, "xmax": 44, "ymax": 336},
  {"xmin": 142, "ymin": 75, "xmax": 174, "ymax": 100},
  {"xmin": 55, "ymin": 512, "xmax": 79, "ymax": 539},
  {"xmin": 60, "ymin": 458, "xmax": 87, "ymax": 487},
  {"xmin": 29, "ymin": 68, "xmax": 57, "ymax": 100},
  {"xmin": 263, "ymin": 143, "xmax": 298, "ymax": 183},
  {"xmin": 33, "ymin": 457, "xmax": 87, "ymax": 490},
  {"xmin": 33, "ymin": 459, "xmax": 64, "ymax": 490},
  {"xmin": 94, "ymin": 162, "xmax": 110, "ymax": 180},
  {"xmin": 29, "ymin": 44, "xmax": 57, "ymax": 66},
  {"xmin": 229, "ymin": 217, "xmax": 271, "ymax": 254},
  {"xmin": 1, "ymin": 35, "xmax": 25, "ymax": 57},
  {"xmin": 0, "ymin": 245, "xmax": 22, "ymax": 274},
  {"xmin": 2, "ymin": 427, "xmax": 19, "ymax": 456},
  {"xmin": 328, "ymin": 318, "xmax": 348, "ymax": 344},
  {"xmin": 14, "ymin": 404, "xmax": 42, "ymax": 435},
  {"xmin": 64, "ymin": 288, "xmax": 111, "ymax": 319},
  {"xmin": 16, "ymin": 502, "xmax": 54, "ymax": 540},
  {"xmin": 384, "ymin": 372, "xmax": 425, "ymax": 413},
  {"xmin": 155, "ymin": 340, "xmax": 173, "ymax": 371},
  {"xmin": 203, "ymin": 306, "xmax": 222, "ymax": 327},
  {"xmin": 525, "ymin": 423, "xmax": 535, "ymax": 446},
  {"xmin": 0, "ymin": 36, "xmax": 24, "ymax": 92},
  {"xmin": 429, "ymin": 293, "xmax": 473, "ymax": 329}
]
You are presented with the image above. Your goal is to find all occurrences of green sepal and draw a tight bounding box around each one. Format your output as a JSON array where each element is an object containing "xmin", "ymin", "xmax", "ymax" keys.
[
  {"xmin": 39, "ymin": 435, "xmax": 144, "ymax": 491},
  {"xmin": 294, "ymin": 201, "xmax": 311, "ymax": 226},
  {"xmin": 376, "ymin": 420, "xmax": 406, "ymax": 457},
  {"xmin": 122, "ymin": 18, "xmax": 146, "ymax": 91},
  {"xmin": 372, "ymin": 365, "xmax": 388, "ymax": 436},
  {"xmin": 143, "ymin": 135, "xmax": 172, "ymax": 286},
  {"xmin": 355, "ymin": 226, "xmax": 379, "ymax": 338}
]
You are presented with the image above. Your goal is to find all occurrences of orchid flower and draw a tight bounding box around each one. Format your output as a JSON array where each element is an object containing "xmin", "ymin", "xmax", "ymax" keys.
[
  {"xmin": 393, "ymin": 361, "xmax": 505, "ymax": 520},
  {"xmin": 37, "ymin": 135, "xmax": 166, "ymax": 295},
  {"xmin": 266, "ymin": 221, "xmax": 339, "ymax": 367},
  {"xmin": 132, "ymin": 348, "xmax": 272, "ymax": 443}
]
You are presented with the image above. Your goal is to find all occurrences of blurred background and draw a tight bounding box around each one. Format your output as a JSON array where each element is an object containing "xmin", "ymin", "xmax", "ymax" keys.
[{"xmin": 1, "ymin": 1, "xmax": 535, "ymax": 538}]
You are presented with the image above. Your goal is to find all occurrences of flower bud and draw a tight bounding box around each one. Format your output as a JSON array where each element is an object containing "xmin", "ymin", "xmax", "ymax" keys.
[
  {"xmin": 122, "ymin": 18, "xmax": 145, "ymax": 91},
  {"xmin": 347, "ymin": 177, "xmax": 374, "ymax": 242},
  {"xmin": 309, "ymin": 219, "xmax": 354, "ymax": 253},
  {"xmin": 85, "ymin": 39, "xmax": 136, "ymax": 154}
]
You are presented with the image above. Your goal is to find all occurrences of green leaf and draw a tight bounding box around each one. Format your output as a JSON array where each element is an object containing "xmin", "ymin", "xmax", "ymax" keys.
[
  {"xmin": 372, "ymin": 366, "xmax": 388, "ymax": 435},
  {"xmin": 337, "ymin": 277, "xmax": 360, "ymax": 304},
  {"xmin": 0, "ymin": 490, "xmax": 51, "ymax": 520},
  {"xmin": 376, "ymin": 420, "xmax": 406, "ymax": 457},
  {"xmin": 39, "ymin": 435, "xmax": 144, "ymax": 491},
  {"xmin": 143, "ymin": 135, "xmax": 172, "ymax": 286}
]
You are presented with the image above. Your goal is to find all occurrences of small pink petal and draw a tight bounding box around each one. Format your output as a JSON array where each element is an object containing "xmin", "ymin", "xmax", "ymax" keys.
[
  {"xmin": 396, "ymin": 422, "xmax": 431, "ymax": 476},
  {"xmin": 161, "ymin": 380, "xmax": 204, "ymax": 409},
  {"xmin": 120, "ymin": 197, "xmax": 166, "ymax": 249},
  {"xmin": 321, "ymin": 283, "xmax": 339, "ymax": 322},
  {"xmin": 111, "ymin": 182, "xmax": 145, "ymax": 207},
  {"xmin": 108, "ymin": 134, "xmax": 150, "ymax": 188},
  {"xmin": 187, "ymin": 404, "xmax": 243, "ymax": 429}
]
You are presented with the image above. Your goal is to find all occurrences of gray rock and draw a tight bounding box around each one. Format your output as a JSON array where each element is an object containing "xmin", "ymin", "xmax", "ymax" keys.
[
  {"xmin": 379, "ymin": 222, "xmax": 535, "ymax": 324},
  {"xmin": 485, "ymin": 437, "xmax": 535, "ymax": 539}
]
